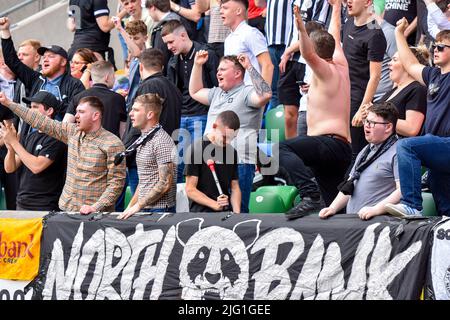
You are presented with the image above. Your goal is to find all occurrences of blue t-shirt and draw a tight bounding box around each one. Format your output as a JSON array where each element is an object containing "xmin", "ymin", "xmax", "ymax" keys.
[{"xmin": 422, "ymin": 66, "xmax": 450, "ymax": 137}]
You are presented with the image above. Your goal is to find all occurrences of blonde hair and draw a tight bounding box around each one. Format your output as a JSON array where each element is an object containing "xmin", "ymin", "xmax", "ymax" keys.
[
  {"xmin": 410, "ymin": 45, "xmax": 430, "ymax": 66},
  {"xmin": 19, "ymin": 39, "xmax": 41, "ymax": 51}
]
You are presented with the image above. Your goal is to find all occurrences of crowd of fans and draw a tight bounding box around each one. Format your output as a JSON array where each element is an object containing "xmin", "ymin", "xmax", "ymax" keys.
[{"xmin": 0, "ymin": 0, "xmax": 448, "ymax": 220}]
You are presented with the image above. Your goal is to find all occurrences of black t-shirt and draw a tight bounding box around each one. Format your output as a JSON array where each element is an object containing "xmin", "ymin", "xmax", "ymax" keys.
[
  {"xmin": 343, "ymin": 17, "xmax": 387, "ymax": 113},
  {"xmin": 177, "ymin": 46, "xmax": 209, "ymax": 116},
  {"xmin": 422, "ymin": 66, "xmax": 450, "ymax": 136},
  {"xmin": 185, "ymin": 137, "xmax": 238, "ymax": 212},
  {"xmin": 67, "ymin": 84, "xmax": 127, "ymax": 137},
  {"xmin": 383, "ymin": 0, "xmax": 417, "ymax": 45},
  {"xmin": 69, "ymin": 0, "xmax": 111, "ymax": 53},
  {"xmin": 380, "ymin": 81, "xmax": 427, "ymax": 119},
  {"xmin": 17, "ymin": 131, "xmax": 67, "ymax": 211}
]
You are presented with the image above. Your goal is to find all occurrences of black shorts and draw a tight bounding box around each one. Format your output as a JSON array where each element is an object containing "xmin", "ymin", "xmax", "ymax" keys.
[{"xmin": 277, "ymin": 61, "xmax": 306, "ymax": 106}]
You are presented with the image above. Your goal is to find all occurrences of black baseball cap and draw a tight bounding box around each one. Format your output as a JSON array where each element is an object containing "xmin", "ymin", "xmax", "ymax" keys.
[
  {"xmin": 22, "ymin": 91, "xmax": 60, "ymax": 112},
  {"xmin": 37, "ymin": 45, "xmax": 69, "ymax": 60}
]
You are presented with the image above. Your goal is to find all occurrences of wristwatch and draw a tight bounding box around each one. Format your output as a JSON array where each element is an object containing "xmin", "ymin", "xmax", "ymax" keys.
[{"xmin": 174, "ymin": 4, "xmax": 181, "ymax": 13}]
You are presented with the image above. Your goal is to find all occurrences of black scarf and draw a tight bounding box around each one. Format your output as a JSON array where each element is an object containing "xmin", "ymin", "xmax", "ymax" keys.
[
  {"xmin": 114, "ymin": 125, "xmax": 161, "ymax": 166},
  {"xmin": 338, "ymin": 134, "xmax": 398, "ymax": 195}
]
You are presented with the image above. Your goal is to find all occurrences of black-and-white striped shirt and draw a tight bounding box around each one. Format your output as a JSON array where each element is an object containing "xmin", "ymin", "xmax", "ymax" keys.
[{"xmin": 265, "ymin": 0, "xmax": 294, "ymax": 46}]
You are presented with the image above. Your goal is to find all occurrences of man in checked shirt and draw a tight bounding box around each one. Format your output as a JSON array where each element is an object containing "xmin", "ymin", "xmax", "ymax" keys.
[
  {"xmin": 0, "ymin": 92, "xmax": 126, "ymax": 214},
  {"xmin": 117, "ymin": 93, "xmax": 177, "ymax": 219}
]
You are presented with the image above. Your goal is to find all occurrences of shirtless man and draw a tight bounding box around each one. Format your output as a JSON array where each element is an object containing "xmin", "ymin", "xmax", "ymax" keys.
[{"xmin": 279, "ymin": 0, "xmax": 353, "ymax": 220}]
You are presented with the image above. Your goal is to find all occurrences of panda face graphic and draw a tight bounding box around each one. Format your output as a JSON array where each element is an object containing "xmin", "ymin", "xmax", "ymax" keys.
[{"xmin": 179, "ymin": 226, "xmax": 249, "ymax": 300}]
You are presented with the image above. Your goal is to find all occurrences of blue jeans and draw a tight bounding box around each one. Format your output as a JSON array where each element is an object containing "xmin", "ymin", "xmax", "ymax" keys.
[
  {"xmin": 141, "ymin": 206, "xmax": 176, "ymax": 213},
  {"xmin": 115, "ymin": 167, "xmax": 139, "ymax": 212},
  {"xmin": 238, "ymin": 164, "xmax": 255, "ymax": 213},
  {"xmin": 397, "ymin": 135, "xmax": 450, "ymax": 215},
  {"xmin": 268, "ymin": 45, "xmax": 285, "ymax": 109},
  {"xmin": 177, "ymin": 115, "xmax": 208, "ymax": 183}
]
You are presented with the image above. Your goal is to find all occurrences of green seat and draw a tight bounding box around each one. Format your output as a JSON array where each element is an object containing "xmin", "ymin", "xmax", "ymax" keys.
[
  {"xmin": 265, "ymin": 105, "xmax": 286, "ymax": 143},
  {"xmin": 422, "ymin": 192, "xmax": 438, "ymax": 216},
  {"xmin": 294, "ymin": 194, "xmax": 302, "ymax": 206},
  {"xmin": 256, "ymin": 185, "xmax": 298, "ymax": 209},
  {"xmin": 249, "ymin": 191, "xmax": 287, "ymax": 213},
  {"xmin": 124, "ymin": 186, "xmax": 132, "ymax": 208}
]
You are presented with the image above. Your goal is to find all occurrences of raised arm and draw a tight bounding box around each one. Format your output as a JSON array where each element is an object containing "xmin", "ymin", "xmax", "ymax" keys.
[
  {"xmin": 293, "ymin": 5, "xmax": 332, "ymax": 80},
  {"xmin": 112, "ymin": 17, "xmax": 144, "ymax": 58},
  {"xmin": 0, "ymin": 17, "xmax": 41, "ymax": 90},
  {"xmin": 395, "ymin": 18, "xmax": 426, "ymax": 85},
  {"xmin": 171, "ymin": 1, "xmax": 202, "ymax": 22},
  {"xmin": 0, "ymin": 93, "xmax": 73, "ymax": 144},
  {"xmin": 328, "ymin": 0, "xmax": 347, "ymax": 66},
  {"xmin": 189, "ymin": 50, "xmax": 211, "ymax": 105},
  {"xmin": 238, "ymin": 54, "xmax": 272, "ymax": 107}
]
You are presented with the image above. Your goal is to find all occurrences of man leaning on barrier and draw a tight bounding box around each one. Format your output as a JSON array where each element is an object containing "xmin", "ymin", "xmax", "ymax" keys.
[
  {"xmin": 0, "ymin": 92, "xmax": 126, "ymax": 215},
  {"xmin": 319, "ymin": 102, "xmax": 401, "ymax": 221},
  {"xmin": 117, "ymin": 93, "xmax": 177, "ymax": 219}
]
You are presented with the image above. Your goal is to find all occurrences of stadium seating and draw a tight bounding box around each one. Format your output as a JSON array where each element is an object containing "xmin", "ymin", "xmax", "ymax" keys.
[
  {"xmin": 422, "ymin": 192, "xmax": 438, "ymax": 216},
  {"xmin": 249, "ymin": 185, "xmax": 298, "ymax": 213}
]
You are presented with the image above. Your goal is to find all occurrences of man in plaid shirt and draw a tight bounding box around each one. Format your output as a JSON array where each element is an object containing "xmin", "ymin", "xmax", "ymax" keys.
[
  {"xmin": 118, "ymin": 93, "xmax": 177, "ymax": 219},
  {"xmin": 0, "ymin": 93, "xmax": 126, "ymax": 214}
]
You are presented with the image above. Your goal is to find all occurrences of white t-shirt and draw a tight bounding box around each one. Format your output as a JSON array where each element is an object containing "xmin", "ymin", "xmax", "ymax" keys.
[{"xmin": 224, "ymin": 21, "xmax": 268, "ymax": 85}]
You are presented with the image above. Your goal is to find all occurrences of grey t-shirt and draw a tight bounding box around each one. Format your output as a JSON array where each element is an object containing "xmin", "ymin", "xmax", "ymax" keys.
[
  {"xmin": 346, "ymin": 141, "xmax": 399, "ymax": 213},
  {"xmin": 205, "ymin": 83, "xmax": 264, "ymax": 164}
]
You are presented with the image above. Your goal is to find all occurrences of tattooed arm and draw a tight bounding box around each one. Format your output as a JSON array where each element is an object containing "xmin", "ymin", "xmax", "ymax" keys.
[
  {"xmin": 118, "ymin": 163, "xmax": 174, "ymax": 219},
  {"xmin": 237, "ymin": 54, "xmax": 272, "ymax": 107}
]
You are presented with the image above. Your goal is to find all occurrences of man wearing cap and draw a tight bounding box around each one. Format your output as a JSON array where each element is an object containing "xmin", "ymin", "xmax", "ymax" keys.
[
  {"xmin": 0, "ymin": 91, "xmax": 67, "ymax": 211},
  {"xmin": 0, "ymin": 17, "xmax": 85, "ymax": 127},
  {"xmin": 0, "ymin": 92, "xmax": 126, "ymax": 215}
]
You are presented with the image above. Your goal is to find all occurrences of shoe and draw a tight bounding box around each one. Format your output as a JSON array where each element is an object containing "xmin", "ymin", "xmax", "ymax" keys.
[
  {"xmin": 285, "ymin": 197, "xmax": 323, "ymax": 220},
  {"xmin": 385, "ymin": 203, "xmax": 423, "ymax": 218}
]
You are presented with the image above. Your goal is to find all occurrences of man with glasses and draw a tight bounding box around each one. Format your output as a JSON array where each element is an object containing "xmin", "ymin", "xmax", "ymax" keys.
[
  {"xmin": 320, "ymin": 102, "xmax": 401, "ymax": 220},
  {"xmin": 385, "ymin": 21, "xmax": 450, "ymax": 217}
]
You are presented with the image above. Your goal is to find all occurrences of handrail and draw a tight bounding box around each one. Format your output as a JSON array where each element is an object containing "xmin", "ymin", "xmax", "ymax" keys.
[{"xmin": 0, "ymin": 0, "xmax": 39, "ymax": 18}]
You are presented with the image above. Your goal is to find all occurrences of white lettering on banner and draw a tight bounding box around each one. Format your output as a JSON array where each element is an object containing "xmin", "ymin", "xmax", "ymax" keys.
[
  {"xmin": 41, "ymin": 220, "xmax": 423, "ymax": 300},
  {"xmin": 251, "ymin": 228, "xmax": 304, "ymax": 300},
  {"xmin": 431, "ymin": 219, "xmax": 450, "ymax": 300},
  {"xmin": 42, "ymin": 222, "xmax": 84, "ymax": 300}
]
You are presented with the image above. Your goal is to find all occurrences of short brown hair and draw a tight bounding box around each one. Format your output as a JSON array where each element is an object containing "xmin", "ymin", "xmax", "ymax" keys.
[
  {"xmin": 367, "ymin": 101, "xmax": 399, "ymax": 132},
  {"xmin": 305, "ymin": 21, "xmax": 324, "ymax": 36},
  {"xmin": 74, "ymin": 48, "xmax": 98, "ymax": 64},
  {"xmin": 221, "ymin": 0, "xmax": 249, "ymax": 10},
  {"xmin": 134, "ymin": 93, "xmax": 164, "ymax": 118},
  {"xmin": 217, "ymin": 110, "xmax": 240, "ymax": 130},
  {"xmin": 145, "ymin": 0, "xmax": 170, "ymax": 12},
  {"xmin": 410, "ymin": 45, "xmax": 430, "ymax": 66},
  {"xmin": 161, "ymin": 20, "xmax": 186, "ymax": 37},
  {"xmin": 139, "ymin": 48, "xmax": 164, "ymax": 70},
  {"xmin": 125, "ymin": 19, "xmax": 148, "ymax": 36},
  {"xmin": 436, "ymin": 30, "xmax": 450, "ymax": 44},
  {"xmin": 220, "ymin": 55, "xmax": 245, "ymax": 77},
  {"xmin": 78, "ymin": 96, "xmax": 104, "ymax": 116},
  {"xmin": 19, "ymin": 39, "xmax": 41, "ymax": 51},
  {"xmin": 310, "ymin": 30, "xmax": 335, "ymax": 60}
]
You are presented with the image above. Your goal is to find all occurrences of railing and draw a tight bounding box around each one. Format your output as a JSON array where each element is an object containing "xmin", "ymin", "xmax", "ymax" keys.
[{"xmin": 0, "ymin": 0, "xmax": 61, "ymax": 18}]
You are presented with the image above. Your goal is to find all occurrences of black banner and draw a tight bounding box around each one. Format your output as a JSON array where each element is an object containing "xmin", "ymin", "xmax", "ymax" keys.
[{"xmin": 31, "ymin": 213, "xmax": 439, "ymax": 300}]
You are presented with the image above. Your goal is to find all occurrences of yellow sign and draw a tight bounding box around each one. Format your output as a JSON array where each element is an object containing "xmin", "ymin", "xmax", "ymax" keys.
[{"xmin": 0, "ymin": 218, "xmax": 43, "ymax": 280}]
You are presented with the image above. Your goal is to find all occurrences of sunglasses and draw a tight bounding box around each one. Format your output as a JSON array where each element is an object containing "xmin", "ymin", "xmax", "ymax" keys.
[{"xmin": 432, "ymin": 43, "xmax": 450, "ymax": 52}]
